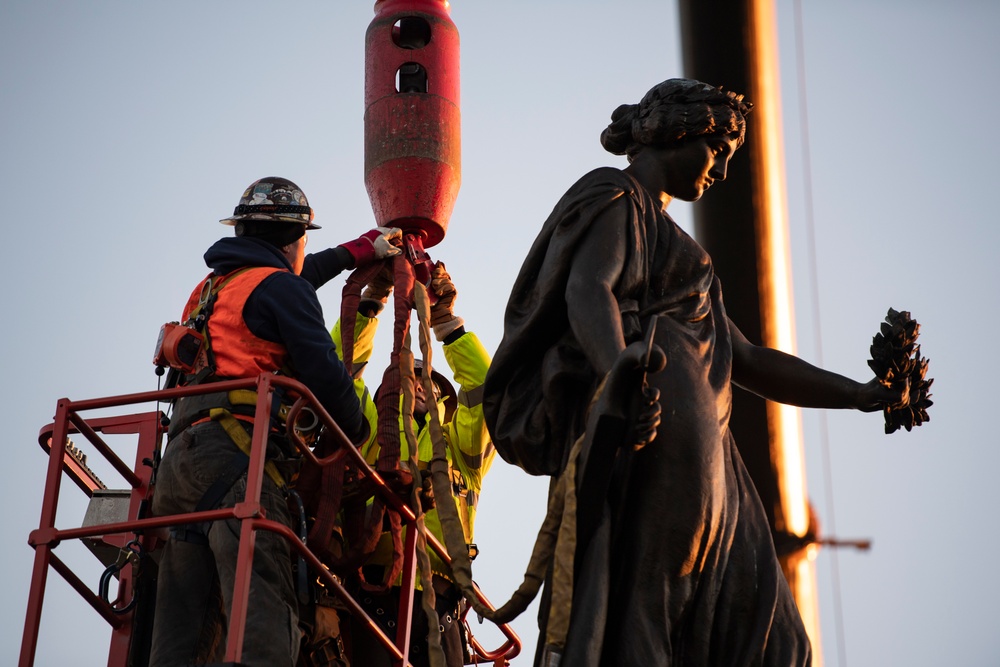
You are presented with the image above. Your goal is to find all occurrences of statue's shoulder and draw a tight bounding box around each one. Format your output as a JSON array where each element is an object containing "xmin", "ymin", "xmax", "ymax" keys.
[
  {"xmin": 536, "ymin": 168, "xmax": 648, "ymax": 242},
  {"xmin": 555, "ymin": 168, "xmax": 642, "ymax": 214},
  {"xmin": 569, "ymin": 166, "xmax": 636, "ymax": 195}
]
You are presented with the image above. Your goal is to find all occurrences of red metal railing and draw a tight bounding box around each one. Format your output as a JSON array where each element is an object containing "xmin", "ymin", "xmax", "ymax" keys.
[{"xmin": 20, "ymin": 374, "xmax": 520, "ymax": 666}]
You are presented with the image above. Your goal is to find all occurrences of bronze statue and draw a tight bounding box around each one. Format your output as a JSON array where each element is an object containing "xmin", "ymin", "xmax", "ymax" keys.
[{"xmin": 483, "ymin": 79, "xmax": 905, "ymax": 666}]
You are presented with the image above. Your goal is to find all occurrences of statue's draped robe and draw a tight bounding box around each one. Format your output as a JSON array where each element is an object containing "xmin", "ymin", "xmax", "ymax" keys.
[{"xmin": 483, "ymin": 168, "xmax": 810, "ymax": 666}]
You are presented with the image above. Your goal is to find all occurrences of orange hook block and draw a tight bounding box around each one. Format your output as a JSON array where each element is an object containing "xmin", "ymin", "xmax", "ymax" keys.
[{"xmin": 364, "ymin": 0, "xmax": 461, "ymax": 249}]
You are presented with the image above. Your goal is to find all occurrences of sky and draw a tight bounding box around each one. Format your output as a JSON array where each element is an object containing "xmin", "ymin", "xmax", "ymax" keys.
[{"xmin": 2, "ymin": 1, "xmax": 998, "ymax": 665}]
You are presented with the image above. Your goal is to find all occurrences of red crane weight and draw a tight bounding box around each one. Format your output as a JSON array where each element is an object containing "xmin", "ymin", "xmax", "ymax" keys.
[{"xmin": 364, "ymin": 0, "xmax": 461, "ymax": 249}]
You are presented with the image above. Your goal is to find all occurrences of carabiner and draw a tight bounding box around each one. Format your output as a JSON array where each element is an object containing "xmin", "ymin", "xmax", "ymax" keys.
[{"xmin": 98, "ymin": 539, "xmax": 143, "ymax": 614}]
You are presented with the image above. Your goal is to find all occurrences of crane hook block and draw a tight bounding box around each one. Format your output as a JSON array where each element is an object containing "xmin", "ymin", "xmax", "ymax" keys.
[{"xmin": 364, "ymin": 0, "xmax": 461, "ymax": 249}]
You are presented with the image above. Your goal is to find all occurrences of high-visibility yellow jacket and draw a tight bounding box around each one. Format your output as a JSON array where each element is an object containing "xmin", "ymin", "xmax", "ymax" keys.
[{"xmin": 331, "ymin": 313, "xmax": 495, "ymax": 582}]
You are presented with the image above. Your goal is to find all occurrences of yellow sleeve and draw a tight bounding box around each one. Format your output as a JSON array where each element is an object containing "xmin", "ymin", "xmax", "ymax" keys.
[
  {"xmin": 331, "ymin": 313, "xmax": 378, "ymax": 366},
  {"xmin": 442, "ymin": 331, "xmax": 496, "ymax": 494},
  {"xmin": 331, "ymin": 314, "xmax": 379, "ymax": 454}
]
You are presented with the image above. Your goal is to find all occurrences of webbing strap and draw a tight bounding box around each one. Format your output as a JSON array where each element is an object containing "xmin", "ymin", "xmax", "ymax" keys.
[
  {"xmin": 298, "ymin": 427, "xmax": 356, "ymax": 564},
  {"xmin": 349, "ymin": 256, "xmax": 417, "ymax": 593},
  {"xmin": 227, "ymin": 389, "xmax": 259, "ymax": 406},
  {"xmin": 375, "ymin": 256, "xmax": 416, "ymax": 473},
  {"xmin": 339, "ymin": 260, "xmax": 388, "ymax": 377},
  {"xmin": 415, "ymin": 515, "xmax": 446, "ymax": 667},
  {"xmin": 304, "ymin": 460, "xmax": 346, "ymax": 562},
  {"xmin": 209, "ymin": 407, "xmax": 286, "ymax": 488},
  {"xmin": 170, "ymin": 450, "xmax": 250, "ymax": 545},
  {"xmin": 399, "ymin": 323, "xmax": 447, "ymax": 667},
  {"xmin": 413, "ymin": 283, "xmax": 492, "ymax": 611},
  {"xmin": 185, "ymin": 268, "xmax": 255, "ymax": 325},
  {"xmin": 184, "ymin": 268, "xmax": 257, "ymax": 378},
  {"xmin": 343, "ymin": 495, "xmax": 390, "ymax": 572}
]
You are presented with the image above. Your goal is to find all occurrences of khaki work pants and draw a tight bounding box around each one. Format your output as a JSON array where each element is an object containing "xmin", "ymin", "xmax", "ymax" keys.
[{"xmin": 149, "ymin": 421, "xmax": 300, "ymax": 667}]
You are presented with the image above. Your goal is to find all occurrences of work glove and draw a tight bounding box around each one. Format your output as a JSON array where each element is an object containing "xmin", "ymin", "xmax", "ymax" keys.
[
  {"xmin": 418, "ymin": 472, "xmax": 436, "ymax": 512},
  {"xmin": 359, "ymin": 261, "xmax": 395, "ymax": 316},
  {"xmin": 429, "ymin": 261, "xmax": 464, "ymax": 341},
  {"xmin": 338, "ymin": 227, "xmax": 403, "ymax": 268}
]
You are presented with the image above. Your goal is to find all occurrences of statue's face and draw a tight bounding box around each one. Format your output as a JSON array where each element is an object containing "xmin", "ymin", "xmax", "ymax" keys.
[{"xmin": 654, "ymin": 133, "xmax": 740, "ymax": 202}]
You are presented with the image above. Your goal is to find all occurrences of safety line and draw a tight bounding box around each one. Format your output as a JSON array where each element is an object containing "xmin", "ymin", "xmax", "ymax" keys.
[{"xmin": 790, "ymin": 1, "xmax": 848, "ymax": 665}]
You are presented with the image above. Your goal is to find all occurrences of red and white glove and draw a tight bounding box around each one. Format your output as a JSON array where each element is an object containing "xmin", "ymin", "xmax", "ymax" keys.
[
  {"xmin": 429, "ymin": 262, "xmax": 464, "ymax": 341},
  {"xmin": 338, "ymin": 227, "xmax": 402, "ymax": 268}
]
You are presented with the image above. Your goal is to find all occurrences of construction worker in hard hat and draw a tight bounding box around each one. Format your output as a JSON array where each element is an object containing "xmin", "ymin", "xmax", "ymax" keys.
[
  {"xmin": 306, "ymin": 261, "xmax": 494, "ymax": 667},
  {"xmin": 149, "ymin": 176, "xmax": 403, "ymax": 667}
]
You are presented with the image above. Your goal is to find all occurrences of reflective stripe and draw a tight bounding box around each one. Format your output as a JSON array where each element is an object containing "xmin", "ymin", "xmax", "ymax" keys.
[
  {"xmin": 457, "ymin": 384, "xmax": 484, "ymax": 408},
  {"xmin": 460, "ymin": 441, "xmax": 494, "ymax": 471}
]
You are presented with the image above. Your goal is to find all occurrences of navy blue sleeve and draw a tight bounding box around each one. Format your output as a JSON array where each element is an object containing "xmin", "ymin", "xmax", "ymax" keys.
[
  {"xmin": 243, "ymin": 271, "xmax": 367, "ymax": 444},
  {"xmin": 300, "ymin": 246, "xmax": 354, "ymax": 290}
]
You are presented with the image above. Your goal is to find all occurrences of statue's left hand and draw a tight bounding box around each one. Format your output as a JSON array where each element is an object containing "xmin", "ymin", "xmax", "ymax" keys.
[{"xmin": 855, "ymin": 376, "xmax": 907, "ymax": 413}]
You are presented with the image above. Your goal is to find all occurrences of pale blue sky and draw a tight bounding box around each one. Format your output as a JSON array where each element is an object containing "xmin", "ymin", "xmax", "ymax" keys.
[{"xmin": 3, "ymin": 1, "xmax": 998, "ymax": 665}]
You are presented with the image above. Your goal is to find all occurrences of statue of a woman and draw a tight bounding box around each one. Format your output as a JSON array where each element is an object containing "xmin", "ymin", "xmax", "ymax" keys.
[{"xmin": 483, "ymin": 79, "xmax": 899, "ymax": 666}]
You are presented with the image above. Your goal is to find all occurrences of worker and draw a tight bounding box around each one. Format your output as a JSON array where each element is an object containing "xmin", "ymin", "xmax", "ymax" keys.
[
  {"xmin": 149, "ymin": 176, "xmax": 402, "ymax": 667},
  {"xmin": 324, "ymin": 261, "xmax": 495, "ymax": 667}
]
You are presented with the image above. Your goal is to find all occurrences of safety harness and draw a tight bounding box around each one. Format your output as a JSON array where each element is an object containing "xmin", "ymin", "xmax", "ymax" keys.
[{"xmin": 168, "ymin": 270, "xmax": 296, "ymax": 544}]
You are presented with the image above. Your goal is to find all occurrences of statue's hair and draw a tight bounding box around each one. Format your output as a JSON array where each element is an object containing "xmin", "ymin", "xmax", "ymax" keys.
[{"xmin": 600, "ymin": 78, "xmax": 753, "ymax": 161}]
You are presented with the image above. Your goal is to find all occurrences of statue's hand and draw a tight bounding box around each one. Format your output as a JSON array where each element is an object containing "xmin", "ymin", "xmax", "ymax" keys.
[
  {"xmin": 601, "ymin": 340, "xmax": 667, "ymax": 447},
  {"xmin": 855, "ymin": 376, "xmax": 908, "ymax": 413},
  {"xmin": 575, "ymin": 341, "xmax": 667, "ymax": 505},
  {"xmin": 632, "ymin": 386, "xmax": 662, "ymax": 450},
  {"xmin": 604, "ymin": 340, "xmax": 666, "ymax": 395}
]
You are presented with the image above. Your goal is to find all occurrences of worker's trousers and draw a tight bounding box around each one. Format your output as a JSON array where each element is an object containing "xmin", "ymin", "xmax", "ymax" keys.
[{"xmin": 148, "ymin": 420, "xmax": 300, "ymax": 667}]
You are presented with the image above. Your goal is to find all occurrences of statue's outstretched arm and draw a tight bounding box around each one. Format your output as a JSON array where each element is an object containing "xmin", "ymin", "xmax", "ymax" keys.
[{"xmin": 729, "ymin": 318, "xmax": 900, "ymax": 411}]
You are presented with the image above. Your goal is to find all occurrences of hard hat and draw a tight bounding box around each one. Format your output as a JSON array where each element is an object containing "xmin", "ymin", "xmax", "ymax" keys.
[
  {"xmin": 414, "ymin": 359, "xmax": 458, "ymax": 423},
  {"xmin": 220, "ymin": 177, "xmax": 320, "ymax": 229}
]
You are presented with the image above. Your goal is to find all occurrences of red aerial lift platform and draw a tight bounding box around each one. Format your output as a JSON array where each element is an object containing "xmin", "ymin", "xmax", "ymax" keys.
[{"xmin": 20, "ymin": 374, "xmax": 520, "ymax": 666}]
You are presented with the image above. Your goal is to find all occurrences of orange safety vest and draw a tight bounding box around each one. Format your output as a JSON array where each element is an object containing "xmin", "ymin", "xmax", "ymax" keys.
[{"xmin": 182, "ymin": 267, "xmax": 288, "ymax": 379}]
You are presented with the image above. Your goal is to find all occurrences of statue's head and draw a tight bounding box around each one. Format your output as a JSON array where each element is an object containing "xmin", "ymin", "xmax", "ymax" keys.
[{"xmin": 601, "ymin": 78, "xmax": 752, "ymax": 162}]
